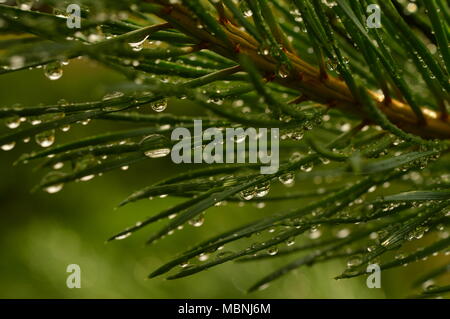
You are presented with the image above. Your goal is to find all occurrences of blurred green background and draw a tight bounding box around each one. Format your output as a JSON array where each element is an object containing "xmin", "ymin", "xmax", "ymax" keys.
[{"xmin": 0, "ymin": 59, "xmax": 445, "ymax": 299}]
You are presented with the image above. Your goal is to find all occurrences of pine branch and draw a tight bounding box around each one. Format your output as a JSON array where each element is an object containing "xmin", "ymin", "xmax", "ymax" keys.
[
  {"xmin": 1, "ymin": 0, "xmax": 450, "ymax": 297},
  {"xmin": 148, "ymin": 0, "xmax": 450, "ymax": 139}
]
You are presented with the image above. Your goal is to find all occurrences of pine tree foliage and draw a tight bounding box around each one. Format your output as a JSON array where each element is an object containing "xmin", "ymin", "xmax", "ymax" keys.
[{"xmin": 1, "ymin": 0, "xmax": 450, "ymax": 296}]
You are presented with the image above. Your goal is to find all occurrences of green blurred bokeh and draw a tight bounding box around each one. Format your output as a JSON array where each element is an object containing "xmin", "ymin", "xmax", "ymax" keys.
[{"xmin": 0, "ymin": 59, "xmax": 444, "ymax": 299}]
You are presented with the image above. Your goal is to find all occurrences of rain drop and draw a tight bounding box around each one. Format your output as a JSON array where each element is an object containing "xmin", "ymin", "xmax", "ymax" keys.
[
  {"xmin": 128, "ymin": 35, "xmax": 149, "ymax": 52},
  {"xmin": 44, "ymin": 183, "xmax": 64, "ymax": 194},
  {"xmin": 144, "ymin": 148, "xmax": 171, "ymax": 158},
  {"xmin": 53, "ymin": 162, "xmax": 64, "ymax": 170},
  {"xmin": 5, "ymin": 116, "xmax": 21, "ymax": 129},
  {"xmin": 346, "ymin": 255, "xmax": 363, "ymax": 268},
  {"xmin": 1, "ymin": 142, "xmax": 16, "ymax": 151},
  {"xmin": 80, "ymin": 174, "xmax": 95, "ymax": 182},
  {"xmin": 286, "ymin": 238, "xmax": 295, "ymax": 246},
  {"xmin": 279, "ymin": 173, "xmax": 295, "ymax": 186},
  {"xmin": 189, "ymin": 215, "xmax": 205, "ymax": 227},
  {"xmin": 240, "ymin": 187, "xmax": 256, "ymax": 200},
  {"xmin": 115, "ymin": 232, "xmax": 132, "ymax": 240},
  {"xmin": 103, "ymin": 91, "xmax": 124, "ymax": 101},
  {"xmin": 35, "ymin": 130, "xmax": 55, "ymax": 148},
  {"xmin": 277, "ymin": 64, "xmax": 290, "ymax": 79},
  {"xmin": 301, "ymin": 162, "xmax": 313, "ymax": 172},
  {"xmin": 267, "ymin": 246, "xmax": 278, "ymax": 256},
  {"xmin": 44, "ymin": 62, "xmax": 63, "ymax": 80},
  {"xmin": 255, "ymin": 183, "xmax": 270, "ymax": 198},
  {"xmin": 151, "ymin": 99, "xmax": 168, "ymax": 112}
]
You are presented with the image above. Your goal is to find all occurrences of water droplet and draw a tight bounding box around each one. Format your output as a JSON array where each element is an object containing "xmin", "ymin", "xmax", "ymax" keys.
[
  {"xmin": 44, "ymin": 62, "xmax": 63, "ymax": 80},
  {"xmin": 80, "ymin": 119, "xmax": 91, "ymax": 126},
  {"xmin": 128, "ymin": 35, "xmax": 149, "ymax": 52},
  {"xmin": 259, "ymin": 45, "xmax": 270, "ymax": 56},
  {"xmin": 301, "ymin": 162, "xmax": 313, "ymax": 172},
  {"xmin": 286, "ymin": 237, "xmax": 295, "ymax": 246},
  {"xmin": 151, "ymin": 99, "xmax": 168, "ymax": 112},
  {"xmin": 279, "ymin": 173, "xmax": 295, "ymax": 186},
  {"xmin": 87, "ymin": 33, "xmax": 104, "ymax": 43},
  {"xmin": 103, "ymin": 91, "xmax": 124, "ymax": 101},
  {"xmin": 35, "ymin": 130, "xmax": 55, "ymax": 148},
  {"xmin": 277, "ymin": 64, "xmax": 290, "ymax": 79},
  {"xmin": 9, "ymin": 55, "xmax": 25, "ymax": 69},
  {"xmin": 346, "ymin": 255, "xmax": 363, "ymax": 268},
  {"xmin": 30, "ymin": 118, "xmax": 42, "ymax": 125},
  {"xmin": 421, "ymin": 280, "xmax": 435, "ymax": 291},
  {"xmin": 255, "ymin": 202, "xmax": 265, "ymax": 209},
  {"xmin": 189, "ymin": 215, "xmax": 205, "ymax": 227},
  {"xmin": 144, "ymin": 148, "xmax": 171, "ymax": 158},
  {"xmin": 44, "ymin": 183, "xmax": 63, "ymax": 194},
  {"xmin": 140, "ymin": 135, "xmax": 171, "ymax": 158},
  {"xmin": 309, "ymin": 227, "xmax": 322, "ymax": 239},
  {"xmin": 290, "ymin": 130, "xmax": 304, "ymax": 140},
  {"xmin": 267, "ymin": 246, "xmax": 278, "ymax": 256},
  {"xmin": 243, "ymin": 10, "xmax": 253, "ymax": 17},
  {"xmin": 5, "ymin": 116, "xmax": 21, "ymax": 129},
  {"xmin": 336, "ymin": 228, "xmax": 350, "ymax": 238},
  {"xmin": 53, "ymin": 162, "xmax": 64, "ymax": 170},
  {"xmin": 1, "ymin": 142, "xmax": 16, "ymax": 151},
  {"xmin": 240, "ymin": 187, "xmax": 256, "ymax": 200},
  {"xmin": 16, "ymin": 0, "xmax": 35, "ymax": 10},
  {"xmin": 257, "ymin": 283, "xmax": 270, "ymax": 291},
  {"xmin": 115, "ymin": 232, "xmax": 132, "ymax": 240},
  {"xmin": 80, "ymin": 174, "xmax": 95, "ymax": 182},
  {"xmin": 255, "ymin": 182, "xmax": 270, "ymax": 198}
]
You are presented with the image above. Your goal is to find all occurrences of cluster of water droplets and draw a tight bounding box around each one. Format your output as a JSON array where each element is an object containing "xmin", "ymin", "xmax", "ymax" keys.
[
  {"xmin": 281, "ymin": 128, "xmax": 304, "ymax": 141},
  {"xmin": 239, "ymin": 182, "xmax": 271, "ymax": 201},
  {"xmin": 1, "ymin": 110, "xmax": 70, "ymax": 151}
]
